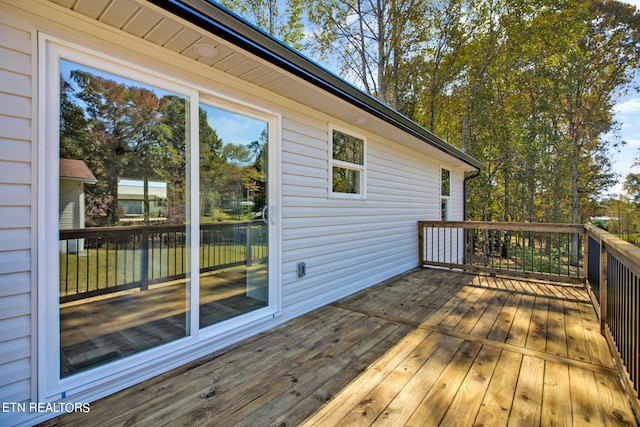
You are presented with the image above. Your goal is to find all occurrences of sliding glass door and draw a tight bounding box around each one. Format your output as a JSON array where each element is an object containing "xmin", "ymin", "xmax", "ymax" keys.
[{"xmin": 46, "ymin": 40, "xmax": 278, "ymax": 392}]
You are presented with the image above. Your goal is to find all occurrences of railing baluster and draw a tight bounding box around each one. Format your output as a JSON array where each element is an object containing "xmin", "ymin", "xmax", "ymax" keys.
[
  {"xmin": 115, "ymin": 238, "xmax": 119, "ymax": 289},
  {"xmin": 565, "ymin": 232, "xmax": 569, "ymax": 276},
  {"xmin": 159, "ymin": 233, "xmax": 163, "ymax": 278},
  {"xmin": 95, "ymin": 238, "xmax": 99, "ymax": 290},
  {"xmin": 124, "ymin": 236, "xmax": 128, "ymax": 285},
  {"xmin": 576, "ymin": 233, "xmax": 581, "ymax": 278},
  {"xmin": 173, "ymin": 231, "xmax": 177, "ymax": 276},
  {"xmin": 105, "ymin": 238, "xmax": 109, "ymax": 288},
  {"xmin": 133, "ymin": 234, "xmax": 137, "ymax": 285},
  {"xmin": 555, "ymin": 232, "xmax": 560, "ymax": 275},
  {"xmin": 140, "ymin": 227, "xmax": 149, "ymax": 291},
  {"xmin": 531, "ymin": 231, "xmax": 535, "ymax": 273},
  {"xmin": 629, "ymin": 276, "xmax": 640, "ymax": 397},
  {"xmin": 63, "ymin": 241, "xmax": 69, "ymax": 296},
  {"xmin": 624, "ymin": 265, "xmax": 630, "ymax": 383}
]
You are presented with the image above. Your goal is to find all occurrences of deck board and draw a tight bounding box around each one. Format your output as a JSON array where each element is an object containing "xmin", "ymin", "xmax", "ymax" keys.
[
  {"xmin": 368, "ymin": 334, "xmax": 467, "ymax": 427},
  {"xmin": 570, "ymin": 365, "xmax": 607, "ymax": 426},
  {"xmin": 406, "ymin": 340, "xmax": 484, "ymax": 426},
  {"xmin": 542, "ymin": 361, "xmax": 573, "ymax": 427},
  {"xmin": 509, "ymin": 355, "xmax": 545, "ymax": 426},
  {"xmin": 526, "ymin": 296, "xmax": 549, "ymax": 352},
  {"xmin": 546, "ymin": 298, "xmax": 568, "ymax": 357},
  {"xmin": 474, "ymin": 350, "xmax": 522, "ymax": 427},
  {"xmin": 40, "ymin": 268, "xmax": 638, "ymax": 427},
  {"xmin": 439, "ymin": 345, "xmax": 502, "ymax": 426}
]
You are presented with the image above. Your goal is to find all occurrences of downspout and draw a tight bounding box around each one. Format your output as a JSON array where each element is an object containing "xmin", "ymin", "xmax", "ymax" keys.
[{"xmin": 463, "ymin": 170, "xmax": 481, "ymax": 221}]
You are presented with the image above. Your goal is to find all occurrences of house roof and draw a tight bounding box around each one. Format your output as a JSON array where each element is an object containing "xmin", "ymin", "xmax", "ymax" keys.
[
  {"xmin": 149, "ymin": 0, "xmax": 483, "ymax": 171},
  {"xmin": 60, "ymin": 158, "xmax": 97, "ymax": 183}
]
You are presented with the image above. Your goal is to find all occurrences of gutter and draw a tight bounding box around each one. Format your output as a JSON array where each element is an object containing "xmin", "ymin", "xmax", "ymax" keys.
[{"xmin": 148, "ymin": 0, "xmax": 483, "ymax": 171}]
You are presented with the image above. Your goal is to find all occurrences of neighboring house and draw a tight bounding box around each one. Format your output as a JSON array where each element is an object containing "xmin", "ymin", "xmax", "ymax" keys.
[
  {"xmin": 0, "ymin": 1, "xmax": 482, "ymax": 425},
  {"xmin": 59, "ymin": 158, "xmax": 96, "ymax": 253},
  {"xmin": 117, "ymin": 179, "xmax": 167, "ymax": 221}
]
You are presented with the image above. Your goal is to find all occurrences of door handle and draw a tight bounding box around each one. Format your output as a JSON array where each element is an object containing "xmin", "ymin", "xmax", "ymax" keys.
[{"xmin": 269, "ymin": 205, "xmax": 277, "ymax": 225}]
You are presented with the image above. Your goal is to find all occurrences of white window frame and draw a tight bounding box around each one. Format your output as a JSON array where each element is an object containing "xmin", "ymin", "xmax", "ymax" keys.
[
  {"xmin": 329, "ymin": 125, "xmax": 366, "ymax": 199},
  {"xmin": 37, "ymin": 34, "xmax": 282, "ymax": 402},
  {"xmin": 440, "ymin": 167, "xmax": 451, "ymax": 220}
]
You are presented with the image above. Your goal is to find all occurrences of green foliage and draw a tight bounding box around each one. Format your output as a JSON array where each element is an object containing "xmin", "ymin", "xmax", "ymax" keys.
[
  {"xmin": 295, "ymin": 0, "xmax": 640, "ymax": 224},
  {"xmin": 591, "ymin": 218, "xmax": 609, "ymax": 230},
  {"xmin": 624, "ymin": 173, "xmax": 640, "ymax": 203},
  {"xmin": 599, "ymin": 194, "xmax": 640, "ymax": 246}
]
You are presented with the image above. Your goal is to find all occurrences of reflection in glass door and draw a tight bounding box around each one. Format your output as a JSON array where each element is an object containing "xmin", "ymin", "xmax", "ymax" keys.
[
  {"xmin": 58, "ymin": 60, "xmax": 190, "ymax": 377},
  {"xmin": 198, "ymin": 104, "xmax": 269, "ymax": 329}
]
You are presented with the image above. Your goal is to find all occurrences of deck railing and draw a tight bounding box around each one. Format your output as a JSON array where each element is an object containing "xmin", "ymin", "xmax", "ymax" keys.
[
  {"xmin": 59, "ymin": 221, "xmax": 267, "ymax": 303},
  {"xmin": 584, "ymin": 224, "xmax": 639, "ymax": 409},
  {"xmin": 418, "ymin": 220, "xmax": 640, "ymax": 409},
  {"xmin": 418, "ymin": 221, "xmax": 585, "ymax": 282}
]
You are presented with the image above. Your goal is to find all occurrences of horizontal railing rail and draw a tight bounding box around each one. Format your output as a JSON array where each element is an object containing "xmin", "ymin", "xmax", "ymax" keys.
[
  {"xmin": 418, "ymin": 221, "xmax": 585, "ymax": 283},
  {"xmin": 59, "ymin": 221, "xmax": 267, "ymax": 303},
  {"xmin": 418, "ymin": 220, "xmax": 639, "ymax": 413}
]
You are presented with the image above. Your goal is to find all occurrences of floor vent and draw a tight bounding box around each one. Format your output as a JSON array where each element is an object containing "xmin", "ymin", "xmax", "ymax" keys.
[{"xmin": 70, "ymin": 351, "xmax": 120, "ymax": 372}]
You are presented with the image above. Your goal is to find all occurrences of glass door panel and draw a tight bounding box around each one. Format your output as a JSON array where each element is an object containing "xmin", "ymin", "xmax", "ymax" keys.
[
  {"xmin": 58, "ymin": 60, "xmax": 190, "ymax": 377},
  {"xmin": 198, "ymin": 104, "xmax": 269, "ymax": 329}
]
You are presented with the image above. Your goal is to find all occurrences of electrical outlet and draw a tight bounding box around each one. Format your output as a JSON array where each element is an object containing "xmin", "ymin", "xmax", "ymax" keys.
[{"xmin": 297, "ymin": 262, "xmax": 306, "ymax": 278}]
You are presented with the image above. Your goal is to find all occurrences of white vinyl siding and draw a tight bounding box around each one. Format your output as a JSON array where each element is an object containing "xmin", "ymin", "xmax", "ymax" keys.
[
  {"xmin": 450, "ymin": 171, "xmax": 465, "ymax": 221},
  {"xmin": 59, "ymin": 181, "xmax": 81, "ymax": 230},
  {"xmin": 281, "ymin": 124, "xmax": 447, "ymax": 314},
  {"xmin": 0, "ymin": 5, "xmax": 33, "ymax": 420}
]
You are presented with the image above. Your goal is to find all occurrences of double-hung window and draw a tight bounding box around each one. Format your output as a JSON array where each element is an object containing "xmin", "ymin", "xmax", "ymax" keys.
[{"xmin": 330, "ymin": 127, "xmax": 366, "ymax": 197}]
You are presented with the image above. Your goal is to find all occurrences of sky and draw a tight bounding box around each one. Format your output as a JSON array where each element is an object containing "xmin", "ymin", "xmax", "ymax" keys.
[
  {"xmin": 609, "ymin": 82, "xmax": 640, "ymax": 195},
  {"xmin": 610, "ymin": 0, "xmax": 640, "ymax": 195},
  {"xmin": 200, "ymin": 104, "xmax": 266, "ymax": 147}
]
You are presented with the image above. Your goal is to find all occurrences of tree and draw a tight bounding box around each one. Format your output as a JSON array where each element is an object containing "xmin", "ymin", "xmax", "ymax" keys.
[
  {"xmin": 221, "ymin": 0, "xmax": 307, "ymax": 50},
  {"xmin": 64, "ymin": 71, "xmax": 135, "ymax": 224},
  {"xmin": 450, "ymin": 0, "xmax": 639, "ymax": 227},
  {"xmin": 62, "ymin": 69, "xmax": 188, "ymax": 224},
  {"xmin": 305, "ymin": 0, "xmax": 431, "ymax": 108},
  {"xmin": 550, "ymin": 0, "xmax": 639, "ymax": 225},
  {"xmin": 624, "ymin": 173, "xmax": 640, "ymax": 203}
]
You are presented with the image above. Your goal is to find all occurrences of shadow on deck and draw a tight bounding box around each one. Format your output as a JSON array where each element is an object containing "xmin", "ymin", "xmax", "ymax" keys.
[{"xmin": 41, "ymin": 268, "xmax": 638, "ymax": 426}]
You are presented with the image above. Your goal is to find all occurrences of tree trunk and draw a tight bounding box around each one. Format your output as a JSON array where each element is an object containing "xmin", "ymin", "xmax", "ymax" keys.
[{"xmin": 570, "ymin": 145, "xmax": 580, "ymax": 265}]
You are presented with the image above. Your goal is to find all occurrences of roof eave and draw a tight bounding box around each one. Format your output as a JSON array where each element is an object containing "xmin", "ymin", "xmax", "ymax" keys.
[{"xmin": 148, "ymin": 0, "xmax": 483, "ymax": 171}]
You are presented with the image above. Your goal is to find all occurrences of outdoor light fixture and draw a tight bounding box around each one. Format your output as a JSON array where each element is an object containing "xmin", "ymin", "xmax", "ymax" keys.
[{"xmin": 192, "ymin": 43, "xmax": 219, "ymax": 58}]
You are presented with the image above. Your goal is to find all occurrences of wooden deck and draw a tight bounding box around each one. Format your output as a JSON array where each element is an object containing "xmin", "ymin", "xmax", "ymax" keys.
[{"xmin": 41, "ymin": 268, "xmax": 638, "ymax": 426}]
